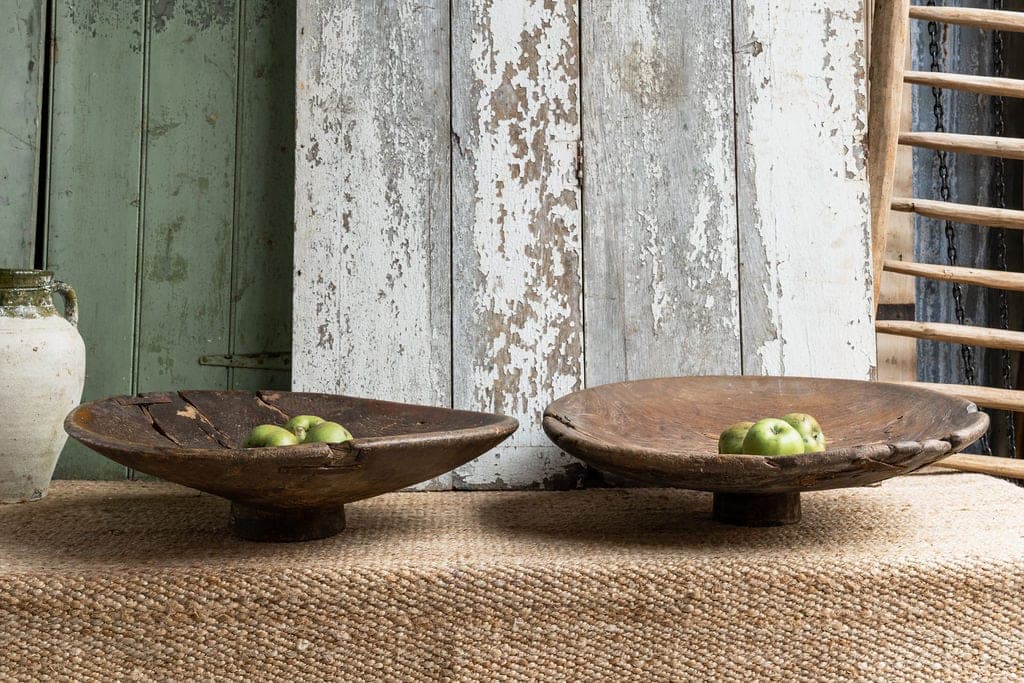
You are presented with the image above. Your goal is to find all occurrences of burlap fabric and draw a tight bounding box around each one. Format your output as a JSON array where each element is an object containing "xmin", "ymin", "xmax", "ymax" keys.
[{"xmin": 0, "ymin": 473, "xmax": 1022, "ymax": 681}]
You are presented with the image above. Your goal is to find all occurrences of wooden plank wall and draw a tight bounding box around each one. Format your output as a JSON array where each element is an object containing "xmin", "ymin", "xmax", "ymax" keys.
[
  {"xmin": 294, "ymin": 1, "xmax": 452, "ymax": 487},
  {"xmin": 0, "ymin": 0, "xmax": 45, "ymax": 266},
  {"xmin": 734, "ymin": 1, "xmax": 875, "ymax": 378},
  {"xmin": 295, "ymin": 0, "xmax": 876, "ymax": 488},
  {"xmin": 451, "ymin": 0, "xmax": 585, "ymax": 488},
  {"xmin": 43, "ymin": 0, "xmax": 295, "ymax": 478}
]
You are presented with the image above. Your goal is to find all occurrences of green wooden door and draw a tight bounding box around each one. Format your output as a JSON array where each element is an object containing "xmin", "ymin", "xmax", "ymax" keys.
[{"xmin": 1, "ymin": 0, "xmax": 295, "ymax": 478}]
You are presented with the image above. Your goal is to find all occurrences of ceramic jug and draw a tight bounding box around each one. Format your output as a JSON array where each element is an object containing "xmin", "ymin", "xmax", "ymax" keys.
[{"xmin": 0, "ymin": 269, "xmax": 85, "ymax": 502}]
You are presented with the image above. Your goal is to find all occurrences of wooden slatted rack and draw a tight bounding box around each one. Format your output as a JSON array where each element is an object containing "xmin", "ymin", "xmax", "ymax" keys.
[{"xmin": 869, "ymin": 1, "xmax": 1024, "ymax": 478}]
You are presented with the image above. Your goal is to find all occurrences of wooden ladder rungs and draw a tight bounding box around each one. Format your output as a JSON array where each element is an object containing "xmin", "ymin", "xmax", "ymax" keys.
[
  {"xmin": 883, "ymin": 259, "xmax": 1024, "ymax": 292},
  {"xmin": 904, "ymin": 70, "xmax": 1024, "ymax": 99},
  {"xmin": 909, "ymin": 5, "xmax": 1024, "ymax": 33},
  {"xmin": 899, "ymin": 131, "xmax": 1024, "ymax": 160},
  {"xmin": 934, "ymin": 453, "xmax": 1024, "ymax": 480},
  {"xmin": 876, "ymin": 320, "xmax": 1024, "ymax": 352},
  {"xmin": 899, "ymin": 381, "xmax": 1024, "ymax": 412},
  {"xmin": 891, "ymin": 196, "xmax": 1024, "ymax": 230}
]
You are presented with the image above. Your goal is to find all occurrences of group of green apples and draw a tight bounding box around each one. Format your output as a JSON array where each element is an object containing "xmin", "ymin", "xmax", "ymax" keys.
[
  {"xmin": 718, "ymin": 413, "xmax": 826, "ymax": 456},
  {"xmin": 244, "ymin": 415, "xmax": 353, "ymax": 448}
]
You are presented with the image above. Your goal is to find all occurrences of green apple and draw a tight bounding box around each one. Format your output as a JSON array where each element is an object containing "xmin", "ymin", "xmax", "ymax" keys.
[
  {"xmin": 245, "ymin": 424, "xmax": 300, "ymax": 448},
  {"xmin": 741, "ymin": 418, "xmax": 806, "ymax": 456},
  {"xmin": 284, "ymin": 415, "xmax": 325, "ymax": 441},
  {"xmin": 303, "ymin": 421, "xmax": 353, "ymax": 445},
  {"xmin": 781, "ymin": 413, "xmax": 826, "ymax": 453},
  {"xmin": 718, "ymin": 421, "xmax": 755, "ymax": 454}
]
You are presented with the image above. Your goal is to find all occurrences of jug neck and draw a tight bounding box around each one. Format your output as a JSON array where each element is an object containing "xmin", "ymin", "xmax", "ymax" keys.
[{"xmin": 0, "ymin": 269, "xmax": 59, "ymax": 319}]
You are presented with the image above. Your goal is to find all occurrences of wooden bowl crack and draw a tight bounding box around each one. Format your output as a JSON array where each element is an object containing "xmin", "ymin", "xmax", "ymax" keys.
[{"xmin": 66, "ymin": 390, "xmax": 518, "ymax": 542}]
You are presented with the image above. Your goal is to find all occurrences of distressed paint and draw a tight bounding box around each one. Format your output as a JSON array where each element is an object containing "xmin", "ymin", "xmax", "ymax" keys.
[
  {"xmin": 734, "ymin": 1, "xmax": 876, "ymax": 379},
  {"xmin": 46, "ymin": 0, "xmax": 145, "ymax": 480},
  {"xmin": 0, "ymin": 0, "xmax": 45, "ymax": 267},
  {"xmin": 41, "ymin": 0, "xmax": 293, "ymax": 480},
  {"xmin": 582, "ymin": 0, "xmax": 741, "ymax": 387},
  {"xmin": 293, "ymin": 1, "xmax": 452, "ymax": 487},
  {"xmin": 294, "ymin": 0, "xmax": 878, "ymax": 487},
  {"xmin": 135, "ymin": 0, "xmax": 238, "ymax": 396},
  {"xmin": 229, "ymin": 0, "xmax": 295, "ymax": 392},
  {"xmin": 451, "ymin": 0, "xmax": 584, "ymax": 488}
]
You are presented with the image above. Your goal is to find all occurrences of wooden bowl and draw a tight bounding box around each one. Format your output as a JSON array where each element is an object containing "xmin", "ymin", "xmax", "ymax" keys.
[
  {"xmin": 543, "ymin": 376, "xmax": 989, "ymax": 526},
  {"xmin": 66, "ymin": 390, "xmax": 518, "ymax": 541}
]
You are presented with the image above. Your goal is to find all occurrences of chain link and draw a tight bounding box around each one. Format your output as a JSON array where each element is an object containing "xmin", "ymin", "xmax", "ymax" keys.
[
  {"xmin": 990, "ymin": 0, "xmax": 1017, "ymax": 457},
  {"xmin": 926, "ymin": 3, "xmax": 992, "ymax": 454}
]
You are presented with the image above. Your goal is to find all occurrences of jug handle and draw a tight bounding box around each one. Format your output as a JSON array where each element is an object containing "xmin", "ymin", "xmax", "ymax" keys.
[{"xmin": 52, "ymin": 281, "xmax": 79, "ymax": 327}]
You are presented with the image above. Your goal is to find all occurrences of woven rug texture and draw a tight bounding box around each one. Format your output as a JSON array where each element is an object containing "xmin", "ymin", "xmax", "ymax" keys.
[{"xmin": 0, "ymin": 473, "xmax": 1022, "ymax": 681}]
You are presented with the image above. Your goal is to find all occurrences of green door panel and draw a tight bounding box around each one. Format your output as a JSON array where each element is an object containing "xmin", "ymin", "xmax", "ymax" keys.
[
  {"xmin": 38, "ymin": 0, "xmax": 294, "ymax": 479},
  {"xmin": 228, "ymin": 0, "xmax": 295, "ymax": 393},
  {"xmin": 46, "ymin": 1, "xmax": 145, "ymax": 480},
  {"xmin": 0, "ymin": 0, "xmax": 46, "ymax": 268}
]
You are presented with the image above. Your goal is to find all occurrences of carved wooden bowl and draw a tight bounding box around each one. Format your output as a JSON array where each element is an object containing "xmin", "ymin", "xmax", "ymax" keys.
[
  {"xmin": 543, "ymin": 376, "xmax": 989, "ymax": 526},
  {"xmin": 66, "ymin": 390, "xmax": 518, "ymax": 541}
]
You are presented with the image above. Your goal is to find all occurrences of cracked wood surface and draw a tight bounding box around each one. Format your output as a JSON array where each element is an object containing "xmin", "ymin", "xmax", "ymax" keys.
[
  {"xmin": 64, "ymin": 390, "xmax": 518, "ymax": 510},
  {"xmin": 294, "ymin": 0, "xmax": 875, "ymax": 488}
]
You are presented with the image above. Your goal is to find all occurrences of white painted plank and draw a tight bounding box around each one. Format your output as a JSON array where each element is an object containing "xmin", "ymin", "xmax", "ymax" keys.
[
  {"xmin": 734, "ymin": 1, "xmax": 876, "ymax": 379},
  {"xmin": 451, "ymin": 0, "xmax": 585, "ymax": 488},
  {"xmin": 294, "ymin": 1, "xmax": 452, "ymax": 487},
  {"xmin": 582, "ymin": 0, "xmax": 741, "ymax": 386}
]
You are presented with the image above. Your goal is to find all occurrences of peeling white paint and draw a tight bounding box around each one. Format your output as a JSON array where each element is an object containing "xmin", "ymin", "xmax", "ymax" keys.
[
  {"xmin": 735, "ymin": 0, "xmax": 875, "ymax": 380},
  {"xmin": 294, "ymin": 0, "xmax": 876, "ymax": 489},
  {"xmin": 582, "ymin": 0, "xmax": 742, "ymax": 387},
  {"xmin": 294, "ymin": 1, "xmax": 451, "ymax": 488},
  {"xmin": 451, "ymin": 0, "xmax": 584, "ymax": 488}
]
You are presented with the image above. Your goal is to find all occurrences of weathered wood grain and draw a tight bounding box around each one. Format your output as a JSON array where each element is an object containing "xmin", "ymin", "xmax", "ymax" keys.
[
  {"xmin": 135, "ymin": 1, "xmax": 239, "ymax": 394},
  {"xmin": 866, "ymin": 0, "xmax": 910, "ymax": 314},
  {"xmin": 0, "ymin": 0, "xmax": 45, "ymax": 268},
  {"xmin": 451, "ymin": 0, "xmax": 584, "ymax": 488},
  {"xmin": 228, "ymin": 0, "xmax": 295, "ymax": 392},
  {"xmin": 581, "ymin": 0, "xmax": 741, "ymax": 386},
  {"xmin": 47, "ymin": 0, "xmax": 297, "ymax": 481},
  {"xmin": 294, "ymin": 0, "xmax": 452, "ymax": 489},
  {"xmin": 734, "ymin": 1, "xmax": 876, "ymax": 379},
  {"xmin": 46, "ymin": 0, "xmax": 145, "ymax": 480},
  {"xmin": 543, "ymin": 376, "xmax": 988, "ymax": 495},
  {"xmin": 875, "ymin": 39, "xmax": 916, "ymax": 385},
  {"xmin": 66, "ymin": 390, "xmax": 517, "ymax": 540}
]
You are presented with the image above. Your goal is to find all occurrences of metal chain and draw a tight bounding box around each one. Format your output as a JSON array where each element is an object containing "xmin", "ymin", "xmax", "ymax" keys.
[
  {"xmin": 991, "ymin": 0, "xmax": 1017, "ymax": 457},
  {"xmin": 926, "ymin": 3, "xmax": 992, "ymax": 454}
]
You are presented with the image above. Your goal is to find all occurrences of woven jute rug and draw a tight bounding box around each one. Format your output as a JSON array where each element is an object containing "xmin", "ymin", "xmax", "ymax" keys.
[{"xmin": 0, "ymin": 473, "xmax": 1022, "ymax": 681}]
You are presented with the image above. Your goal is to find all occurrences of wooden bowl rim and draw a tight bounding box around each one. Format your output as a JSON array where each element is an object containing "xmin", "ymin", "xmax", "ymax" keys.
[
  {"xmin": 542, "ymin": 376, "xmax": 990, "ymax": 486},
  {"xmin": 65, "ymin": 390, "xmax": 520, "ymax": 464}
]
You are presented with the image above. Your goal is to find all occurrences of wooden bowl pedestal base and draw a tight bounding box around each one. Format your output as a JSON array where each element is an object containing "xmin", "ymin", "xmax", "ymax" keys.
[
  {"xmin": 712, "ymin": 492, "xmax": 801, "ymax": 526},
  {"xmin": 229, "ymin": 502, "xmax": 346, "ymax": 542}
]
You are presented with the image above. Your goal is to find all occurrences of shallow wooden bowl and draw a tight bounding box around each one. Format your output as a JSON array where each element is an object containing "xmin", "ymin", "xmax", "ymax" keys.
[
  {"xmin": 543, "ymin": 376, "xmax": 989, "ymax": 526},
  {"xmin": 66, "ymin": 390, "xmax": 518, "ymax": 541}
]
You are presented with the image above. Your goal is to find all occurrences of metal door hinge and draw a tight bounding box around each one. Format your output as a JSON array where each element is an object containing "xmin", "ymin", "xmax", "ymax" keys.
[{"xmin": 198, "ymin": 352, "xmax": 291, "ymax": 371}]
